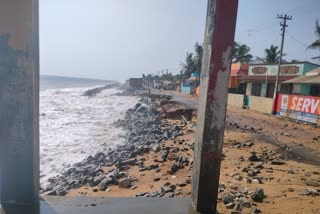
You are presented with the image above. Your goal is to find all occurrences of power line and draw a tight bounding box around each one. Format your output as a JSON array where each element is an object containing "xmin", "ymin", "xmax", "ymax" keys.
[
  {"xmin": 285, "ymin": 30, "xmax": 308, "ymax": 48},
  {"xmin": 271, "ymin": 31, "xmax": 281, "ymax": 46},
  {"xmin": 239, "ymin": 0, "xmax": 318, "ymax": 37}
]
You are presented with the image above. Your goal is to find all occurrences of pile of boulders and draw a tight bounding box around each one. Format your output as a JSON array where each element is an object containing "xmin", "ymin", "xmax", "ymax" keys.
[
  {"xmin": 41, "ymin": 95, "xmax": 189, "ymax": 196},
  {"xmin": 219, "ymin": 184, "xmax": 264, "ymax": 213}
]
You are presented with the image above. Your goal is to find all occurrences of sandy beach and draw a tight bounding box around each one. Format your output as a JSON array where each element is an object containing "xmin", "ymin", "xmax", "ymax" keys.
[{"xmin": 42, "ymin": 92, "xmax": 320, "ymax": 214}]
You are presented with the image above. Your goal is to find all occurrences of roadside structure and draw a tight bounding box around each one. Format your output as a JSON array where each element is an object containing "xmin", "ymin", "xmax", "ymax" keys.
[
  {"xmin": 228, "ymin": 63, "xmax": 249, "ymax": 94},
  {"xmin": 240, "ymin": 61, "xmax": 319, "ymax": 98},
  {"xmin": 283, "ymin": 67, "xmax": 320, "ymax": 96},
  {"xmin": 181, "ymin": 72, "xmax": 200, "ymax": 94},
  {"xmin": 125, "ymin": 78, "xmax": 144, "ymax": 90}
]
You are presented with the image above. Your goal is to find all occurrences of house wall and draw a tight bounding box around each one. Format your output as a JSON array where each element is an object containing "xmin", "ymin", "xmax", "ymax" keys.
[
  {"xmin": 300, "ymin": 84, "xmax": 311, "ymax": 95},
  {"xmin": 227, "ymin": 93, "xmax": 244, "ymax": 107},
  {"xmin": 181, "ymin": 85, "xmax": 191, "ymax": 94},
  {"xmin": 249, "ymin": 96, "xmax": 274, "ymax": 114},
  {"xmin": 292, "ymin": 84, "xmax": 311, "ymax": 95},
  {"xmin": 303, "ymin": 63, "xmax": 319, "ymax": 75},
  {"xmin": 249, "ymin": 63, "xmax": 304, "ymax": 76}
]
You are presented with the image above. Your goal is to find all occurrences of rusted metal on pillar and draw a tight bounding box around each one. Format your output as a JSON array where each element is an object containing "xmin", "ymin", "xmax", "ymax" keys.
[
  {"xmin": 0, "ymin": 0, "xmax": 39, "ymax": 205},
  {"xmin": 191, "ymin": 0, "xmax": 238, "ymax": 213}
]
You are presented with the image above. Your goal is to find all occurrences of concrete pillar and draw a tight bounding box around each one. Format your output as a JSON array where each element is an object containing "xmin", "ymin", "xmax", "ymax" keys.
[
  {"xmin": 246, "ymin": 82, "xmax": 252, "ymax": 95},
  {"xmin": 191, "ymin": 0, "xmax": 238, "ymax": 213},
  {"xmin": 0, "ymin": 0, "xmax": 39, "ymax": 205},
  {"xmin": 261, "ymin": 83, "xmax": 267, "ymax": 97}
]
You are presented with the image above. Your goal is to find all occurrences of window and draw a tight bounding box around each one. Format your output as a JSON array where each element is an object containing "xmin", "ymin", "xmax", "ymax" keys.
[
  {"xmin": 310, "ymin": 85, "xmax": 320, "ymax": 97},
  {"xmin": 251, "ymin": 82, "xmax": 262, "ymax": 96},
  {"xmin": 280, "ymin": 83, "xmax": 291, "ymax": 94}
]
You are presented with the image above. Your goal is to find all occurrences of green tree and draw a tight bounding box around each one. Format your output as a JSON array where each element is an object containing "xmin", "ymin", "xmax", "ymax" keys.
[
  {"xmin": 180, "ymin": 52, "xmax": 197, "ymax": 78},
  {"xmin": 232, "ymin": 41, "xmax": 253, "ymax": 63},
  {"xmin": 265, "ymin": 45, "xmax": 280, "ymax": 63},
  {"xmin": 194, "ymin": 42, "xmax": 203, "ymax": 73},
  {"xmin": 307, "ymin": 19, "xmax": 320, "ymax": 61}
]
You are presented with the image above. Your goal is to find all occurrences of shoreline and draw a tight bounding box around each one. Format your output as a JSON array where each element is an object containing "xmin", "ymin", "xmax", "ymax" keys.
[
  {"xmin": 41, "ymin": 93, "xmax": 195, "ymax": 197},
  {"xmin": 41, "ymin": 90, "xmax": 320, "ymax": 213}
]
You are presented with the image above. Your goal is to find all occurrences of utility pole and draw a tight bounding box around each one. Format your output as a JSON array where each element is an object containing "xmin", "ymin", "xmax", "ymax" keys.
[{"xmin": 273, "ymin": 14, "xmax": 292, "ymax": 113}]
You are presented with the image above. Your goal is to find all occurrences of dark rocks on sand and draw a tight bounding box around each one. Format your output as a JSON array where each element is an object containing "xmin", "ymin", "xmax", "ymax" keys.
[
  {"xmin": 305, "ymin": 179, "xmax": 319, "ymax": 187},
  {"xmin": 248, "ymin": 154, "xmax": 260, "ymax": 162},
  {"xmin": 221, "ymin": 193, "xmax": 234, "ymax": 204},
  {"xmin": 251, "ymin": 188, "xmax": 265, "ymax": 202},
  {"xmin": 271, "ymin": 160, "xmax": 286, "ymax": 165},
  {"xmin": 119, "ymin": 178, "xmax": 131, "ymax": 188}
]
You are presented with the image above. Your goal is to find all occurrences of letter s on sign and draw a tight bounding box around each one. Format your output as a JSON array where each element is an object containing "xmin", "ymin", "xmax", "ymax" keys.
[{"xmin": 290, "ymin": 97, "xmax": 298, "ymax": 110}]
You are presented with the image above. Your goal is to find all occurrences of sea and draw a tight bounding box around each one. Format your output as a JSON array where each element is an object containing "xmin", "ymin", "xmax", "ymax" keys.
[{"xmin": 40, "ymin": 75, "xmax": 138, "ymax": 186}]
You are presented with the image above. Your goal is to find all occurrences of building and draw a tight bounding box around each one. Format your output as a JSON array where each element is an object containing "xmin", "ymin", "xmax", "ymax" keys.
[
  {"xmin": 239, "ymin": 62, "xmax": 320, "ymax": 98},
  {"xmin": 125, "ymin": 78, "xmax": 143, "ymax": 90},
  {"xmin": 181, "ymin": 72, "xmax": 200, "ymax": 94},
  {"xmin": 228, "ymin": 63, "xmax": 249, "ymax": 94},
  {"xmin": 282, "ymin": 67, "xmax": 320, "ymax": 97}
]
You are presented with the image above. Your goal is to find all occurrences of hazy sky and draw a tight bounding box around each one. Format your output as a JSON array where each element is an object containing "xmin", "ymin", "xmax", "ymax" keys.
[{"xmin": 40, "ymin": 0, "xmax": 320, "ymax": 82}]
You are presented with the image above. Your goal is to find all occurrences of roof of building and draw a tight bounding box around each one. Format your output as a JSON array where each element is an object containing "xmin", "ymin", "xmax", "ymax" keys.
[
  {"xmin": 306, "ymin": 67, "xmax": 320, "ymax": 76},
  {"xmin": 283, "ymin": 75, "xmax": 320, "ymax": 84}
]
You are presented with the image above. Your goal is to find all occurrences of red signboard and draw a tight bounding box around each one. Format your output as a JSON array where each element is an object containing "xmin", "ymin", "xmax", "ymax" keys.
[{"xmin": 276, "ymin": 94, "xmax": 320, "ymax": 124}]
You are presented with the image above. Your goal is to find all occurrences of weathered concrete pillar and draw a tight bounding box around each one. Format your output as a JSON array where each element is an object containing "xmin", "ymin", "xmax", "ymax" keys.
[
  {"xmin": 0, "ymin": 0, "xmax": 39, "ymax": 205},
  {"xmin": 191, "ymin": 0, "xmax": 238, "ymax": 213}
]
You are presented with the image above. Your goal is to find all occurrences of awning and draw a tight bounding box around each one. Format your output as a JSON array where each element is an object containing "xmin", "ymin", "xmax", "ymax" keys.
[{"xmin": 283, "ymin": 75, "xmax": 320, "ymax": 84}]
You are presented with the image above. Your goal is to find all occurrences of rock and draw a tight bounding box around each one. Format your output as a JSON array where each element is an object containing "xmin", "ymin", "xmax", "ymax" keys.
[
  {"xmin": 56, "ymin": 189, "xmax": 67, "ymax": 196},
  {"xmin": 151, "ymin": 144, "xmax": 161, "ymax": 153},
  {"xmin": 171, "ymin": 163, "xmax": 180, "ymax": 173},
  {"xmin": 46, "ymin": 189, "xmax": 58, "ymax": 196},
  {"xmin": 130, "ymin": 185, "xmax": 138, "ymax": 190},
  {"xmin": 120, "ymin": 158, "xmax": 137, "ymax": 166},
  {"xmin": 166, "ymin": 192, "xmax": 174, "ymax": 198},
  {"xmin": 119, "ymin": 178, "xmax": 131, "ymax": 188},
  {"xmin": 150, "ymin": 192, "xmax": 159, "ymax": 197},
  {"xmin": 176, "ymin": 182, "xmax": 187, "ymax": 187},
  {"xmin": 248, "ymin": 154, "xmax": 260, "ymax": 162},
  {"xmin": 226, "ymin": 202, "xmax": 235, "ymax": 209},
  {"xmin": 241, "ymin": 200, "xmax": 251, "ymax": 208},
  {"xmin": 153, "ymin": 173, "xmax": 163, "ymax": 182},
  {"xmin": 135, "ymin": 192, "xmax": 148, "ymax": 197},
  {"xmin": 133, "ymin": 103, "xmax": 142, "ymax": 111},
  {"xmin": 305, "ymin": 179, "xmax": 319, "ymax": 187},
  {"xmin": 154, "ymin": 156, "xmax": 165, "ymax": 162},
  {"xmin": 233, "ymin": 175, "xmax": 243, "ymax": 181},
  {"xmin": 162, "ymin": 185, "xmax": 176, "ymax": 193},
  {"xmin": 252, "ymin": 207, "xmax": 261, "ymax": 213},
  {"xmin": 98, "ymin": 177, "xmax": 112, "ymax": 191},
  {"xmin": 90, "ymin": 176, "xmax": 103, "ymax": 187},
  {"xmin": 251, "ymin": 188, "xmax": 265, "ymax": 202},
  {"xmin": 221, "ymin": 193, "xmax": 234, "ymax": 204},
  {"xmin": 271, "ymin": 160, "xmax": 285, "ymax": 165},
  {"xmin": 171, "ymin": 147, "xmax": 180, "ymax": 153}
]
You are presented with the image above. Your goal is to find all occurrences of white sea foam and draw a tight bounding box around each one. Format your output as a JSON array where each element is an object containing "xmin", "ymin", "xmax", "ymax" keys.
[{"xmin": 40, "ymin": 87, "xmax": 138, "ymax": 185}]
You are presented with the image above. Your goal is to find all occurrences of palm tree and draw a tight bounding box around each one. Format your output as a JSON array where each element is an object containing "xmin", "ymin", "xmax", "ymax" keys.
[
  {"xmin": 307, "ymin": 19, "xmax": 320, "ymax": 61},
  {"xmin": 265, "ymin": 45, "xmax": 280, "ymax": 63},
  {"xmin": 194, "ymin": 42, "xmax": 203, "ymax": 73},
  {"xmin": 232, "ymin": 41, "xmax": 253, "ymax": 63},
  {"xmin": 180, "ymin": 52, "xmax": 197, "ymax": 78}
]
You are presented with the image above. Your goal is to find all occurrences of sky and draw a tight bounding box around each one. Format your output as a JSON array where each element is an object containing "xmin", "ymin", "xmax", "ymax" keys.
[{"xmin": 40, "ymin": 0, "xmax": 320, "ymax": 82}]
